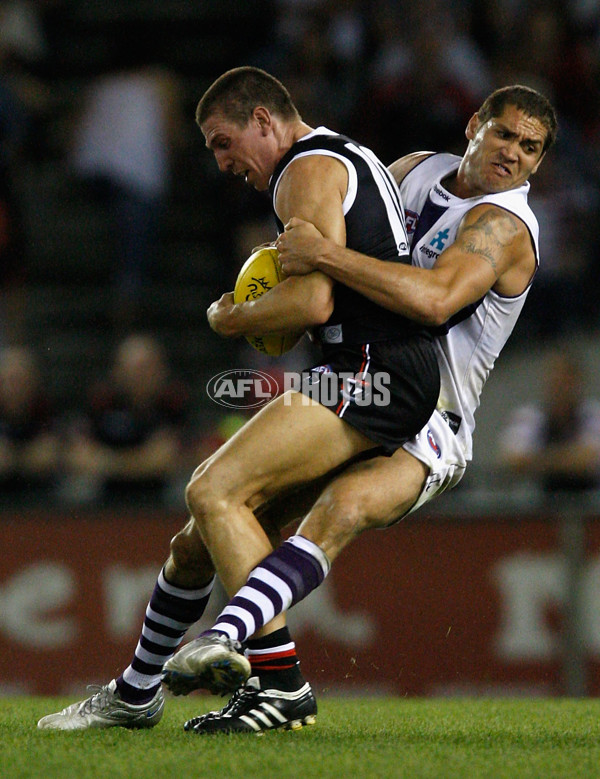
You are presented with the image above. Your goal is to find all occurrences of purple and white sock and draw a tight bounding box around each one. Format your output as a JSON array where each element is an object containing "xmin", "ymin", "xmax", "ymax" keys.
[
  {"xmin": 209, "ymin": 535, "xmax": 330, "ymax": 644},
  {"xmin": 116, "ymin": 568, "xmax": 214, "ymax": 703}
]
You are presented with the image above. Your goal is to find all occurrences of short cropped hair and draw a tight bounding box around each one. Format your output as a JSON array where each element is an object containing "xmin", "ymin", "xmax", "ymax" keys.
[
  {"xmin": 196, "ymin": 66, "xmax": 301, "ymax": 128},
  {"xmin": 478, "ymin": 85, "xmax": 558, "ymax": 153}
]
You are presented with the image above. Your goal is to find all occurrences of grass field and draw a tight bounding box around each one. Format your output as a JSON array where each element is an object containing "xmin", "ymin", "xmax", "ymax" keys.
[{"xmin": 2, "ymin": 695, "xmax": 600, "ymax": 778}]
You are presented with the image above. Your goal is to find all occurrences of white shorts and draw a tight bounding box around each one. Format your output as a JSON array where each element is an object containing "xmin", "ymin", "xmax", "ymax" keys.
[{"xmin": 401, "ymin": 408, "xmax": 468, "ymax": 517}]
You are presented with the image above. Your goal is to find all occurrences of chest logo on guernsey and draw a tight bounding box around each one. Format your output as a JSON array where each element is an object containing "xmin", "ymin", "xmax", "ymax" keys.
[
  {"xmin": 430, "ymin": 229, "xmax": 449, "ymax": 251},
  {"xmin": 405, "ymin": 210, "xmax": 419, "ymax": 235}
]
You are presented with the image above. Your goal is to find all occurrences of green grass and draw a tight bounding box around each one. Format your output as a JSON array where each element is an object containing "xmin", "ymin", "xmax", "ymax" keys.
[{"xmin": 2, "ymin": 696, "xmax": 600, "ymax": 778}]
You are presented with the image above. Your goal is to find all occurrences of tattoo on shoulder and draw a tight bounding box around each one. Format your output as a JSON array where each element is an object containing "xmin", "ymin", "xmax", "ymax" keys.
[{"xmin": 459, "ymin": 209, "xmax": 519, "ymax": 277}]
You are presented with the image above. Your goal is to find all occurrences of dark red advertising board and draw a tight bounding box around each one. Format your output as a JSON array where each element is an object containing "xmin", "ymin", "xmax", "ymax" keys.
[{"xmin": 1, "ymin": 509, "xmax": 597, "ymax": 697}]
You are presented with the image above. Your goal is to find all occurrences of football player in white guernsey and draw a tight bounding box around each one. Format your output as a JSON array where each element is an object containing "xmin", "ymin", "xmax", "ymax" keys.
[{"xmin": 276, "ymin": 84, "xmax": 557, "ymax": 515}]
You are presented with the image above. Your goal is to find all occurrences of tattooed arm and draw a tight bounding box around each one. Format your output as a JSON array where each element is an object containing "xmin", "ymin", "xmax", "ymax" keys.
[
  {"xmin": 277, "ymin": 204, "xmax": 536, "ymax": 326},
  {"xmin": 455, "ymin": 205, "xmax": 536, "ymax": 297}
]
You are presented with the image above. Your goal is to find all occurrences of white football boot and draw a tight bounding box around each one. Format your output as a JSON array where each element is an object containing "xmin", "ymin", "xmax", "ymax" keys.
[
  {"xmin": 162, "ymin": 633, "xmax": 251, "ymax": 696},
  {"xmin": 37, "ymin": 679, "xmax": 164, "ymax": 731}
]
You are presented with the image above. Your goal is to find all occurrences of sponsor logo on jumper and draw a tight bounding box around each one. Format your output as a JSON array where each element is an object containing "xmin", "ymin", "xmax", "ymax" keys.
[
  {"xmin": 433, "ymin": 184, "xmax": 450, "ymax": 201},
  {"xmin": 419, "ymin": 245, "xmax": 440, "ymax": 260},
  {"xmin": 430, "ymin": 228, "xmax": 449, "ymax": 251}
]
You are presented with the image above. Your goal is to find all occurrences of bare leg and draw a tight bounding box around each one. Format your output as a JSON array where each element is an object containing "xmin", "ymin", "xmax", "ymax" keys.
[
  {"xmin": 185, "ymin": 391, "xmax": 377, "ymax": 598},
  {"xmin": 208, "ymin": 447, "xmax": 428, "ymax": 643},
  {"xmin": 298, "ymin": 447, "xmax": 429, "ymax": 559},
  {"xmin": 176, "ymin": 448, "xmax": 429, "ymax": 733}
]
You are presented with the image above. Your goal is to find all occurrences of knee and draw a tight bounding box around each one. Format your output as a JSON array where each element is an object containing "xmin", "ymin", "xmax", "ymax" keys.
[{"xmin": 184, "ymin": 462, "xmax": 228, "ymax": 524}]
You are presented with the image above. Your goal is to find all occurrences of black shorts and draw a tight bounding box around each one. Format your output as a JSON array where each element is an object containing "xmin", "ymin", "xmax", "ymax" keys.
[{"xmin": 300, "ymin": 335, "xmax": 440, "ymax": 454}]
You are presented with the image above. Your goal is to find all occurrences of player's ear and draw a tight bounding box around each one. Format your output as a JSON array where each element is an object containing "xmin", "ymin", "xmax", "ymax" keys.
[
  {"xmin": 253, "ymin": 106, "xmax": 272, "ymax": 134},
  {"xmin": 465, "ymin": 113, "xmax": 481, "ymax": 141}
]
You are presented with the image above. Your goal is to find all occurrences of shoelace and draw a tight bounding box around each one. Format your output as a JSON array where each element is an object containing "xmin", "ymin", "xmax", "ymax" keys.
[
  {"xmin": 79, "ymin": 685, "xmax": 111, "ymax": 715},
  {"xmin": 187, "ymin": 684, "xmax": 258, "ymax": 728}
]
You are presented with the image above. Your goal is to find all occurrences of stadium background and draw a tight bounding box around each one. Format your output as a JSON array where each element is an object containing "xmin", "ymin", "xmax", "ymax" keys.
[{"xmin": 1, "ymin": 0, "xmax": 600, "ymax": 698}]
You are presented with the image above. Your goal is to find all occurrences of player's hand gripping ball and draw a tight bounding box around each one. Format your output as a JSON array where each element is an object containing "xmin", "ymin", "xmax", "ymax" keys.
[{"xmin": 233, "ymin": 246, "xmax": 298, "ymax": 356}]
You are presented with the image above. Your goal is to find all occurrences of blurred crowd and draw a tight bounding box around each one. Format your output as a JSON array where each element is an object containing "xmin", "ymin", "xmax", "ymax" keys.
[
  {"xmin": 0, "ymin": 0, "xmax": 599, "ymax": 507},
  {"xmin": 500, "ymin": 346, "xmax": 600, "ymax": 496},
  {"xmin": 0, "ymin": 335, "xmax": 255, "ymax": 508}
]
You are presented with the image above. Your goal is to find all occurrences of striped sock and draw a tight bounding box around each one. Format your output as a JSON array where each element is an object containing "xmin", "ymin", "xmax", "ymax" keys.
[
  {"xmin": 116, "ymin": 568, "xmax": 214, "ymax": 703},
  {"xmin": 246, "ymin": 626, "xmax": 304, "ymax": 691},
  {"xmin": 209, "ymin": 535, "xmax": 330, "ymax": 644}
]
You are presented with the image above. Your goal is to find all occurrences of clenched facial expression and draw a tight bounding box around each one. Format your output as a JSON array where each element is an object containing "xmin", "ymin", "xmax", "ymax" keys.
[{"xmin": 461, "ymin": 105, "xmax": 548, "ymax": 196}]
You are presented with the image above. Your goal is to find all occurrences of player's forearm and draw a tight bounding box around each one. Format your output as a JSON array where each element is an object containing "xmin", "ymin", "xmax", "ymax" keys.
[
  {"xmin": 313, "ymin": 241, "xmax": 448, "ymax": 326},
  {"xmin": 227, "ymin": 274, "xmax": 334, "ymax": 337}
]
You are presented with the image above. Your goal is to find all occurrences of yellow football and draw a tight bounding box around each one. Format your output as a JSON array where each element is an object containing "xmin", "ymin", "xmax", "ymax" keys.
[{"xmin": 233, "ymin": 246, "xmax": 298, "ymax": 357}]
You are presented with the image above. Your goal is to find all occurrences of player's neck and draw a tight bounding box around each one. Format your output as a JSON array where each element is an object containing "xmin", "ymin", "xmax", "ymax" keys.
[
  {"xmin": 275, "ymin": 121, "xmax": 314, "ymax": 163},
  {"xmin": 291, "ymin": 121, "xmax": 315, "ymax": 144},
  {"xmin": 440, "ymin": 172, "xmax": 459, "ymax": 197}
]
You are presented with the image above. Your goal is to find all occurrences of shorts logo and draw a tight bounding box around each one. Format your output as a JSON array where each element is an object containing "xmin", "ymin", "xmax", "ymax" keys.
[
  {"xmin": 425, "ymin": 473, "xmax": 443, "ymax": 492},
  {"xmin": 320, "ymin": 325, "xmax": 343, "ymax": 344},
  {"xmin": 307, "ymin": 364, "xmax": 332, "ymax": 385},
  {"xmin": 427, "ymin": 429, "xmax": 441, "ymax": 459}
]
